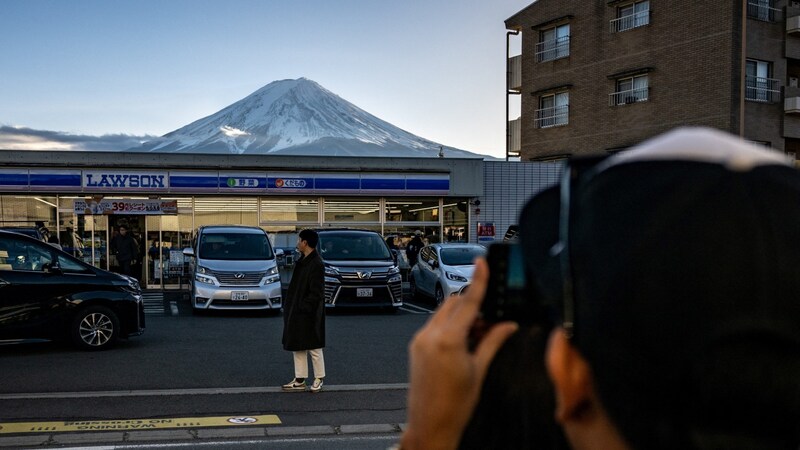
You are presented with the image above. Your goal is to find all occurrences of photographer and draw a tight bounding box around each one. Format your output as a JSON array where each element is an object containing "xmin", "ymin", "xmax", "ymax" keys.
[{"xmin": 398, "ymin": 128, "xmax": 800, "ymax": 450}]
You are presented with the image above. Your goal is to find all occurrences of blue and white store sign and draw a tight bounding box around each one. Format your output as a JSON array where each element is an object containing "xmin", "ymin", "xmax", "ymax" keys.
[
  {"xmin": 83, "ymin": 171, "xmax": 168, "ymax": 191},
  {"xmin": 2, "ymin": 168, "xmax": 450, "ymax": 196}
]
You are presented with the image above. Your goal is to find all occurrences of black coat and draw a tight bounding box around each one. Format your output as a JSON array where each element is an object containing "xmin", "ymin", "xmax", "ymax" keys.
[
  {"xmin": 111, "ymin": 234, "xmax": 139, "ymax": 263},
  {"xmin": 282, "ymin": 249, "xmax": 325, "ymax": 351}
]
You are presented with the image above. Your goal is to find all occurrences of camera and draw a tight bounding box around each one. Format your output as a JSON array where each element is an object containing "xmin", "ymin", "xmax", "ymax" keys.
[{"xmin": 480, "ymin": 242, "xmax": 537, "ymax": 325}]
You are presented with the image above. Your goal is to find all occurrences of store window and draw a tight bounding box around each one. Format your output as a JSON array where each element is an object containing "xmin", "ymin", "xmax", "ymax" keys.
[
  {"xmin": 385, "ymin": 198, "xmax": 440, "ymax": 222},
  {"xmin": 443, "ymin": 199, "xmax": 469, "ymax": 243},
  {"xmin": 323, "ymin": 198, "xmax": 380, "ymax": 223},
  {"xmin": 260, "ymin": 197, "xmax": 319, "ymax": 224},
  {"xmin": 194, "ymin": 197, "xmax": 259, "ymax": 227}
]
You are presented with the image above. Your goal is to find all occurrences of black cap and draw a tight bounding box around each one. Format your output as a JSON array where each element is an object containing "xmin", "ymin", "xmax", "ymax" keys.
[{"xmin": 520, "ymin": 127, "xmax": 800, "ymax": 446}]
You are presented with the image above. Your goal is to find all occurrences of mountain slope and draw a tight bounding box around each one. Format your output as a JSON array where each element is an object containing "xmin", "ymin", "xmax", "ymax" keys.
[{"xmin": 130, "ymin": 78, "xmax": 485, "ymax": 158}]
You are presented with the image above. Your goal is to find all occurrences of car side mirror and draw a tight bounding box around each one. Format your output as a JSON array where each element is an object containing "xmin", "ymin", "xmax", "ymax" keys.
[
  {"xmin": 182, "ymin": 247, "xmax": 195, "ymax": 257},
  {"xmin": 391, "ymin": 249, "xmax": 398, "ymax": 264},
  {"xmin": 275, "ymin": 248, "xmax": 285, "ymax": 257},
  {"xmin": 43, "ymin": 261, "xmax": 62, "ymax": 274},
  {"xmin": 430, "ymin": 259, "xmax": 438, "ymax": 269}
]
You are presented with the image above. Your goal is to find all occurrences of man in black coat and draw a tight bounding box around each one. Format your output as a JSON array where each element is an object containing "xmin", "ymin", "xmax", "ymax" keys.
[
  {"xmin": 406, "ymin": 230, "xmax": 424, "ymax": 267},
  {"xmin": 110, "ymin": 224, "xmax": 139, "ymax": 277},
  {"xmin": 282, "ymin": 229, "xmax": 326, "ymax": 393}
]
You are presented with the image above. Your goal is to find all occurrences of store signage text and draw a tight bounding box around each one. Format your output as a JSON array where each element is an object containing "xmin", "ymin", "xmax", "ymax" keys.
[
  {"xmin": 84, "ymin": 172, "xmax": 167, "ymax": 189},
  {"xmin": 275, "ymin": 178, "xmax": 307, "ymax": 188},
  {"xmin": 74, "ymin": 198, "xmax": 178, "ymax": 215}
]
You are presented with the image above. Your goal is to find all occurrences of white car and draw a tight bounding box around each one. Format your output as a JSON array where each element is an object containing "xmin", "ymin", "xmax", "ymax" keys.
[{"xmin": 409, "ymin": 243, "xmax": 486, "ymax": 305}]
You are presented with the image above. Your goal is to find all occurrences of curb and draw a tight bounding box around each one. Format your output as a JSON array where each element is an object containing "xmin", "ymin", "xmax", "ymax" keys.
[{"xmin": 0, "ymin": 422, "xmax": 407, "ymax": 448}]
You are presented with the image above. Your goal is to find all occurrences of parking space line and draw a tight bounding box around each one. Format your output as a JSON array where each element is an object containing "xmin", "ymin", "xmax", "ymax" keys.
[
  {"xmin": 401, "ymin": 302, "xmax": 434, "ymax": 314},
  {"xmin": 0, "ymin": 383, "xmax": 409, "ymax": 400}
]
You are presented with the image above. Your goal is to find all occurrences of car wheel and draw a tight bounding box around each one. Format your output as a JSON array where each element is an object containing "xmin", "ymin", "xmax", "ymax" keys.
[
  {"xmin": 71, "ymin": 305, "xmax": 119, "ymax": 351},
  {"xmin": 435, "ymin": 284, "xmax": 445, "ymax": 306}
]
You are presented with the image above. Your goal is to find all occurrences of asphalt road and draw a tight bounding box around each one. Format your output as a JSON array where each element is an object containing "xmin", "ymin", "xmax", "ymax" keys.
[{"xmin": 0, "ymin": 293, "xmax": 437, "ymax": 448}]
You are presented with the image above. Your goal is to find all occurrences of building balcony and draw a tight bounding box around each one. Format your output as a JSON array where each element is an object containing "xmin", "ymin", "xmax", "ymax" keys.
[
  {"xmin": 788, "ymin": 12, "xmax": 800, "ymax": 34},
  {"xmin": 745, "ymin": 76, "xmax": 781, "ymax": 103},
  {"xmin": 609, "ymin": 87, "xmax": 650, "ymax": 106},
  {"xmin": 535, "ymin": 105, "xmax": 569, "ymax": 128},
  {"xmin": 748, "ymin": 1, "xmax": 783, "ymax": 22},
  {"xmin": 609, "ymin": 10, "xmax": 650, "ymax": 33},
  {"xmin": 535, "ymin": 36, "xmax": 570, "ymax": 62},
  {"xmin": 507, "ymin": 55, "xmax": 521, "ymax": 91},
  {"xmin": 785, "ymin": 86, "xmax": 800, "ymax": 114},
  {"xmin": 507, "ymin": 118, "xmax": 521, "ymax": 156}
]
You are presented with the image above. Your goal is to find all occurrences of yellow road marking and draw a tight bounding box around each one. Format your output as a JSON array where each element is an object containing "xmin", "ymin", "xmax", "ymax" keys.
[{"xmin": 0, "ymin": 414, "xmax": 281, "ymax": 434}]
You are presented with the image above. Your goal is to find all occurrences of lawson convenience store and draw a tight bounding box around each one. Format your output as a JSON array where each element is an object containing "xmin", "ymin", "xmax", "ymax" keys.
[{"xmin": 0, "ymin": 149, "xmax": 484, "ymax": 289}]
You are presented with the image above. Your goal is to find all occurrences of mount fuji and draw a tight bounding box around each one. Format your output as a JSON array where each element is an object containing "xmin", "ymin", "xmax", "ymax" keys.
[{"xmin": 129, "ymin": 78, "xmax": 487, "ymax": 158}]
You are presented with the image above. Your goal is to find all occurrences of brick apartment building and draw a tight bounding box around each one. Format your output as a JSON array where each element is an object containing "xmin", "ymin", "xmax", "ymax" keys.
[{"xmin": 504, "ymin": 0, "xmax": 800, "ymax": 161}]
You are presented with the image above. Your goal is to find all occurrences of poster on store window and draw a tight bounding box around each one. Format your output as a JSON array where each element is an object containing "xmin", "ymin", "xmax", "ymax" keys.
[
  {"xmin": 74, "ymin": 198, "xmax": 178, "ymax": 215},
  {"xmin": 477, "ymin": 222, "xmax": 495, "ymax": 244}
]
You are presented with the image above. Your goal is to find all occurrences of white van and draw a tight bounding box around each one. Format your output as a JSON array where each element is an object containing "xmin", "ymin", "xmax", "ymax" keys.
[{"xmin": 183, "ymin": 225, "xmax": 283, "ymax": 312}]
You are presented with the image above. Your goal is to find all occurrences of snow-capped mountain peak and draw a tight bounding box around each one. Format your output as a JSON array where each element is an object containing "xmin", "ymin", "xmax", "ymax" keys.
[{"xmin": 132, "ymin": 78, "xmax": 485, "ymax": 158}]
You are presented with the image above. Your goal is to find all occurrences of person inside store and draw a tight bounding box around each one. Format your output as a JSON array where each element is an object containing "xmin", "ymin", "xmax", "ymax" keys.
[
  {"xmin": 406, "ymin": 230, "xmax": 424, "ymax": 267},
  {"xmin": 396, "ymin": 128, "xmax": 800, "ymax": 450},
  {"xmin": 110, "ymin": 224, "xmax": 139, "ymax": 277}
]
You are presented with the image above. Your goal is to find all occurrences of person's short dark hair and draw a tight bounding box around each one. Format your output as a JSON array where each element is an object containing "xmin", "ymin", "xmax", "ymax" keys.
[
  {"xmin": 520, "ymin": 128, "xmax": 800, "ymax": 449},
  {"xmin": 299, "ymin": 229, "xmax": 318, "ymax": 249},
  {"xmin": 119, "ymin": 224, "xmax": 128, "ymax": 231}
]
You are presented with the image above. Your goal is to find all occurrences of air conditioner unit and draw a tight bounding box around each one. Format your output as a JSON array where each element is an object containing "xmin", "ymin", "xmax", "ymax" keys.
[{"xmin": 791, "ymin": 77, "xmax": 799, "ymax": 88}]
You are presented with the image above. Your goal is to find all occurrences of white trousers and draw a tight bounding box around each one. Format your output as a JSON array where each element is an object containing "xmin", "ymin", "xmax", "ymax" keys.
[{"xmin": 293, "ymin": 348, "xmax": 325, "ymax": 379}]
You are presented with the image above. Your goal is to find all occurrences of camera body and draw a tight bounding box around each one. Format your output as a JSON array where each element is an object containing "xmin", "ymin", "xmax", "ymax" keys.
[{"xmin": 481, "ymin": 242, "xmax": 538, "ymax": 325}]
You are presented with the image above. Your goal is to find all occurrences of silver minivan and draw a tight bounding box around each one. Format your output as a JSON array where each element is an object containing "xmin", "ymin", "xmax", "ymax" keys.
[{"xmin": 183, "ymin": 225, "xmax": 283, "ymax": 312}]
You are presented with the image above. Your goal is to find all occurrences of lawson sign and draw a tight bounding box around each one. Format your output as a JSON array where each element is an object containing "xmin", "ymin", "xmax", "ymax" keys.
[{"xmin": 83, "ymin": 171, "xmax": 169, "ymax": 190}]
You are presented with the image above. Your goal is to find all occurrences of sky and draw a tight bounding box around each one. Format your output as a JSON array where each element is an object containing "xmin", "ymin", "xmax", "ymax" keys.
[{"xmin": 0, "ymin": 0, "xmax": 526, "ymax": 158}]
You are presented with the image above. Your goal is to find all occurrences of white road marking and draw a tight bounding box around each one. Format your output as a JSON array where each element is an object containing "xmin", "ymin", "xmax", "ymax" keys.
[{"xmin": 0, "ymin": 383, "xmax": 409, "ymax": 400}]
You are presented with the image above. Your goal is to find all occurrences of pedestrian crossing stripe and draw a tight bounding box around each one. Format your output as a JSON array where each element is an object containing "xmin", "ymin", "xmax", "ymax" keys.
[{"xmin": 0, "ymin": 414, "xmax": 281, "ymax": 434}]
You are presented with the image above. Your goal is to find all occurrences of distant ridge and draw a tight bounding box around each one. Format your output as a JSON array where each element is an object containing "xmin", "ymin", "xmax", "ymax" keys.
[{"xmin": 128, "ymin": 78, "xmax": 487, "ymax": 158}]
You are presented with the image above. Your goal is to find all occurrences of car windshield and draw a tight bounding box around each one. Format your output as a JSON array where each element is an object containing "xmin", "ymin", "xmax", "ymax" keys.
[
  {"xmin": 440, "ymin": 246, "xmax": 486, "ymax": 266},
  {"xmin": 199, "ymin": 232, "xmax": 274, "ymax": 260},
  {"xmin": 318, "ymin": 232, "xmax": 392, "ymax": 261}
]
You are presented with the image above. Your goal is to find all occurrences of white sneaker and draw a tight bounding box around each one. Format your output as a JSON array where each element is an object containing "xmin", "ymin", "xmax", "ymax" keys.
[
  {"xmin": 310, "ymin": 378, "xmax": 324, "ymax": 393},
  {"xmin": 281, "ymin": 379, "xmax": 306, "ymax": 391}
]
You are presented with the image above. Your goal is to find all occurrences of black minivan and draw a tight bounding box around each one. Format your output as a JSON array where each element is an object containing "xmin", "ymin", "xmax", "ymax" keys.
[
  {"xmin": 0, "ymin": 230, "xmax": 145, "ymax": 350},
  {"xmin": 316, "ymin": 229, "xmax": 403, "ymax": 310}
]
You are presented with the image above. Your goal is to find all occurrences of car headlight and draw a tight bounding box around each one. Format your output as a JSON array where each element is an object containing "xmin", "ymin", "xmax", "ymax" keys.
[
  {"xmin": 446, "ymin": 272, "xmax": 468, "ymax": 283},
  {"xmin": 388, "ymin": 266, "xmax": 400, "ymax": 275},
  {"xmin": 324, "ymin": 266, "xmax": 339, "ymax": 276},
  {"xmin": 195, "ymin": 266, "xmax": 218, "ymax": 285},
  {"xmin": 112, "ymin": 275, "xmax": 141, "ymax": 295},
  {"xmin": 264, "ymin": 266, "xmax": 280, "ymax": 284}
]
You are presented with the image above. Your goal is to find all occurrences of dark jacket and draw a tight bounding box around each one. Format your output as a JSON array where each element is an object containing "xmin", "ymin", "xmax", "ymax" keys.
[
  {"xmin": 282, "ymin": 249, "xmax": 325, "ymax": 351},
  {"xmin": 111, "ymin": 233, "xmax": 139, "ymax": 263},
  {"xmin": 406, "ymin": 236, "xmax": 424, "ymax": 266}
]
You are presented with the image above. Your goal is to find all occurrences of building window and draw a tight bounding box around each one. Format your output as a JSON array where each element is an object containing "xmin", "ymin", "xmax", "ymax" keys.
[
  {"xmin": 536, "ymin": 24, "xmax": 570, "ymax": 62},
  {"xmin": 745, "ymin": 59, "xmax": 779, "ymax": 103},
  {"xmin": 610, "ymin": 1, "xmax": 650, "ymax": 32},
  {"xmin": 536, "ymin": 92, "xmax": 569, "ymax": 128},
  {"xmin": 747, "ymin": 0, "xmax": 779, "ymax": 22},
  {"xmin": 610, "ymin": 75, "xmax": 649, "ymax": 106}
]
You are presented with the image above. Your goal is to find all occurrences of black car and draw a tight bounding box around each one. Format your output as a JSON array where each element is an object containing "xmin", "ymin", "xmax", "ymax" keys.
[
  {"xmin": 0, "ymin": 230, "xmax": 144, "ymax": 350},
  {"xmin": 316, "ymin": 229, "xmax": 403, "ymax": 310}
]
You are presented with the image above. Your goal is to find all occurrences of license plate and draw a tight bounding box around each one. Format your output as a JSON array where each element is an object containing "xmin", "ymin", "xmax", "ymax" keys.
[
  {"xmin": 356, "ymin": 288, "xmax": 373, "ymax": 297},
  {"xmin": 231, "ymin": 291, "xmax": 249, "ymax": 301}
]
